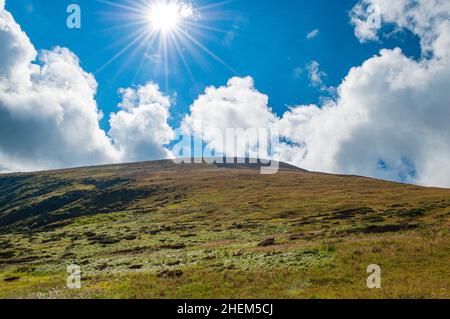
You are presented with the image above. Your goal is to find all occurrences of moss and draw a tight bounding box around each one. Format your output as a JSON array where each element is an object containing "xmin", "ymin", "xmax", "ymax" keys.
[{"xmin": 0, "ymin": 160, "xmax": 449, "ymax": 298}]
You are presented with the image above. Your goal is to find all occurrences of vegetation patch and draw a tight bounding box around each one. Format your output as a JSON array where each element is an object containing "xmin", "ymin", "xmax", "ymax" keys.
[{"xmin": 0, "ymin": 160, "xmax": 448, "ymax": 298}]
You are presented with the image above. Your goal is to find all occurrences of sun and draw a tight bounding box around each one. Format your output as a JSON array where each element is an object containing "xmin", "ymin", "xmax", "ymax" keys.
[
  {"xmin": 147, "ymin": 1, "xmax": 193, "ymax": 33},
  {"xmin": 98, "ymin": 0, "xmax": 237, "ymax": 88}
]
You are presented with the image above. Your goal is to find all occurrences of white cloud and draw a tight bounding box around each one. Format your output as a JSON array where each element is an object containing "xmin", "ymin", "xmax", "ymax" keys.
[
  {"xmin": 306, "ymin": 29, "xmax": 320, "ymax": 40},
  {"xmin": 1, "ymin": 0, "xmax": 449, "ymax": 189},
  {"xmin": 350, "ymin": 2, "xmax": 381, "ymax": 43},
  {"xmin": 180, "ymin": 0, "xmax": 450, "ymax": 188},
  {"xmin": 305, "ymin": 61, "xmax": 335, "ymax": 94},
  {"xmin": 281, "ymin": 48, "xmax": 450, "ymax": 186},
  {"xmin": 306, "ymin": 61, "xmax": 327, "ymax": 89},
  {"xmin": 0, "ymin": 4, "xmax": 36, "ymax": 90},
  {"xmin": 109, "ymin": 83, "xmax": 175, "ymax": 162},
  {"xmin": 0, "ymin": 3, "xmax": 173, "ymax": 172},
  {"xmin": 350, "ymin": 0, "xmax": 450, "ymax": 55},
  {"xmin": 282, "ymin": 0, "xmax": 450, "ymax": 187},
  {"xmin": 181, "ymin": 77, "xmax": 277, "ymax": 157}
]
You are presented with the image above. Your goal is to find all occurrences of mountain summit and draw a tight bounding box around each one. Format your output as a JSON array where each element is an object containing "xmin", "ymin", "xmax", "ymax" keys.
[{"xmin": 0, "ymin": 159, "xmax": 449, "ymax": 298}]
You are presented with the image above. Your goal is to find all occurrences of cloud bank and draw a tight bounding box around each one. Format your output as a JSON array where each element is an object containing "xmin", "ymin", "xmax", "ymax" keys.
[
  {"xmin": 0, "ymin": 3, "xmax": 173, "ymax": 171},
  {"xmin": 181, "ymin": 0, "xmax": 450, "ymax": 187},
  {"xmin": 284, "ymin": 0, "xmax": 450, "ymax": 187}
]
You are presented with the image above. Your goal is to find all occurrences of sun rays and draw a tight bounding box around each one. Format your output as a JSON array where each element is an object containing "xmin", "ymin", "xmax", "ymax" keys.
[
  {"xmin": 96, "ymin": 0, "xmax": 237, "ymax": 89},
  {"xmin": 145, "ymin": 1, "xmax": 194, "ymax": 33}
]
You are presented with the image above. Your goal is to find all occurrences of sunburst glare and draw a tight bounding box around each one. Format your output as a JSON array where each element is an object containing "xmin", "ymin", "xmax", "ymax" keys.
[
  {"xmin": 146, "ymin": 1, "xmax": 194, "ymax": 33},
  {"xmin": 96, "ymin": 0, "xmax": 237, "ymax": 89}
]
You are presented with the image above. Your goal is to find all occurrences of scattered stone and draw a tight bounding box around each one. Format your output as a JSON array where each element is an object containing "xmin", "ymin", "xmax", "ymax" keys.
[
  {"xmin": 203, "ymin": 255, "xmax": 216, "ymax": 261},
  {"xmin": 62, "ymin": 252, "xmax": 77, "ymax": 259},
  {"xmin": 257, "ymin": 237, "xmax": 276, "ymax": 247},
  {"xmin": 129, "ymin": 264, "xmax": 143, "ymax": 270},
  {"xmin": 80, "ymin": 259, "xmax": 90, "ymax": 265},
  {"xmin": 230, "ymin": 221, "xmax": 259, "ymax": 230},
  {"xmin": 362, "ymin": 223, "xmax": 419, "ymax": 234},
  {"xmin": 288, "ymin": 233, "xmax": 304, "ymax": 241},
  {"xmin": 96, "ymin": 263, "xmax": 108, "ymax": 271},
  {"xmin": 89, "ymin": 235, "xmax": 121, "ymax": 245},
  {"xmin": 146, "ymin": 229, "xmax": 161, "ymax": 235},
  {"xmin": 84, "ymin": 231, "xmax": 96, "ymax": 238}
]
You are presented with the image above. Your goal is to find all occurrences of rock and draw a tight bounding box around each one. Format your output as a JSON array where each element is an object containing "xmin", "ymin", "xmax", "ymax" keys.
[
  {"xmin": 96, "ymin": 263, "xmax": 108, "ymax": 271},
  {"xmin": 129, "ymin": 264, "xmax": 143, "ymax": 270},
  {"xmin": 257, "ymin": 237, "xmax": 276, "ymax": 247},
  {"xmin": 288, "ymin": 233, "xmax": 304, "ymax": 241},
  {"xmin": 3, "ymin": 276, "xmax": 20, "ymax": 282}
]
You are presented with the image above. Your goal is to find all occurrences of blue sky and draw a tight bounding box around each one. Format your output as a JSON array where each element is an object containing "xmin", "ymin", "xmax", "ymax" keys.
[
  {"xmin": 3, "ymin": 0, "xmax": 448, "ymax": 187},
  {"xmin": 6, "ymin": 0, "xmax": 421, "ymax": 131}
]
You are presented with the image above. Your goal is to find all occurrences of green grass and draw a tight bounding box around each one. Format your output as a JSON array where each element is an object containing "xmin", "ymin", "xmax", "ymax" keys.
[{"xmin": 0, "ymin": 160, "xmax": 449, "ymax": 299}]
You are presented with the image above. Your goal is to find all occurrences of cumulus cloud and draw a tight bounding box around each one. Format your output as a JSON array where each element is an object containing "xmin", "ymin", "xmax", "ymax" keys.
[
  {"xmin": 280, "ymin": 0, "xmax": 450, "ymax": 187},
  {"xmin": 1, "ymin": 0, "xmax": 449, "ymax": 188},
  {"xmin": 350, "ymin": 0, "xmax": 450, "ymax": 55},
  {"xmin": 181, "ymin": 77, "xmax": 277, "ymax": 157},
  {"xmin": 350, "ymin": 1, "xmax": 381, "ymax": 43},
  {"xmin": 281, "ymin": 47, "xmax": 450, "ymax": 187},
  {"xmin": 0, "ymin": 4, "xmax": 36, "ymax": 89},
  {"xmin": 109, "ymin": 83, "xmax": 175, "ymax": 162},
  {"xmin": 0, "ymin": 3, "xmax": 173, "ymax": 172},
  {"xmin": 180, "ymin": 0, "xmax": 450, "ymax": 187}
]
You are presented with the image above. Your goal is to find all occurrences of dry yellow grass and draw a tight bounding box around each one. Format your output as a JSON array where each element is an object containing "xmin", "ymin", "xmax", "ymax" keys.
[{"xmin": 0, "ymin": 160, "xmax": 449, "ymax": 298}]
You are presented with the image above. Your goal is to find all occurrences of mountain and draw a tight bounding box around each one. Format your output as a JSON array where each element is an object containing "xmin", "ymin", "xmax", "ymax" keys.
[{"xmin": 0, "ymin": 159, "xmax": 449, "ymax": 298}]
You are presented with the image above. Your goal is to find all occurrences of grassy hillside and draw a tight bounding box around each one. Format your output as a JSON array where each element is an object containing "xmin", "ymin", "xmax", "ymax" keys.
[{"xmin": 0, "ymin": 160, "xmax": 449, "ymax": 298}]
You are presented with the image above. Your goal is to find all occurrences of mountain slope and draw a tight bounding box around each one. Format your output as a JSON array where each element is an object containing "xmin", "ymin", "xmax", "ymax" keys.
[{"xmin": 0, "ymin": 160, "xmax": 449, "ymax": 298}]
